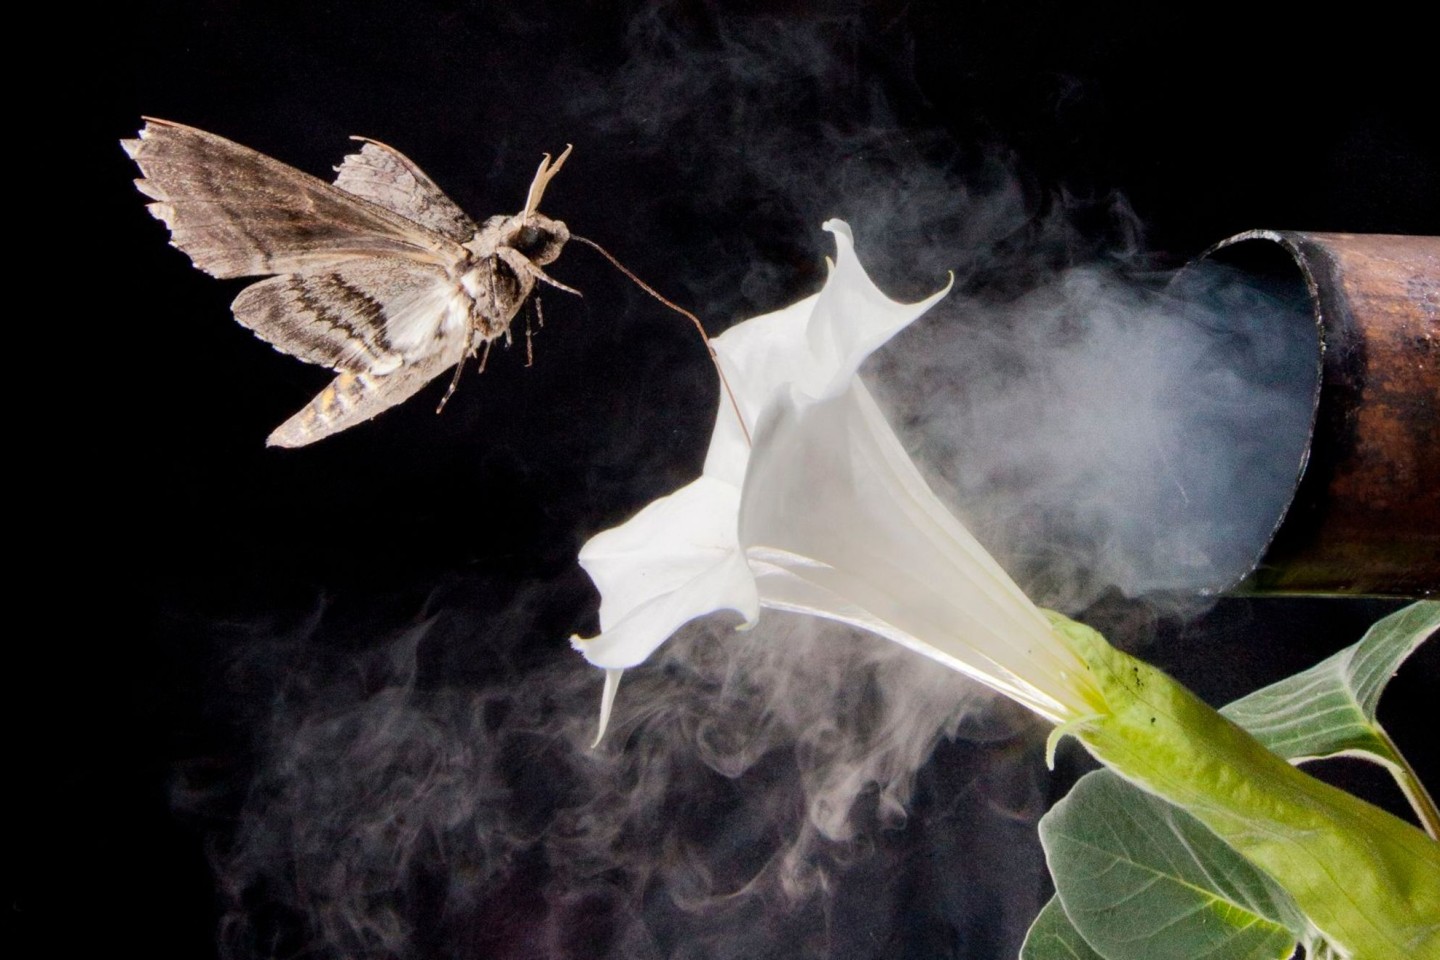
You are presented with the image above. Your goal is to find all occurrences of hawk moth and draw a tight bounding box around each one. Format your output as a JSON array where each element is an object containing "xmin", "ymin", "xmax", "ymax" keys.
[{"xmin": 124, "ymin": 118, "xmax": 576, "ymax": 447}]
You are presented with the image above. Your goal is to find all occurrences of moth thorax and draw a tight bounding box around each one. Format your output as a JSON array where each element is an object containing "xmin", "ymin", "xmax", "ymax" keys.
[{"xmin": 461, "ymin": 258, "xmax": 524, "ymax": 330}]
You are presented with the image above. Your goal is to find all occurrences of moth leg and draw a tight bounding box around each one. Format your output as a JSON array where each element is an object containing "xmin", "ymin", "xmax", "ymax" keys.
[
  {"xmin": 525, "ymin": 309, "xmax": 535, "ymax": 368},
  {"xmin": 478, "ymin": 338, "xmax": 493, "ymax": 374},
  {"xmin": 436, "ymin": 358, "xmax": 466, "ymax": 414},
  {"xmin": 524, "ymin": 297, "xmax": 545, "ymax": 368},
  {"xmin": 529, "ymin": 263, "xmax": 581, "ymax": 297},
  {"xmin": 497, "ymin": 246, "xmax": 581, "ymax": 299}
]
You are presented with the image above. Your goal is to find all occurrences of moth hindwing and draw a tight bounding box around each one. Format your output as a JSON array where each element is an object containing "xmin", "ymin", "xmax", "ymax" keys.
[{"xmin": 123, "ymin": 118, "xmax": 576, "ymax": 447}]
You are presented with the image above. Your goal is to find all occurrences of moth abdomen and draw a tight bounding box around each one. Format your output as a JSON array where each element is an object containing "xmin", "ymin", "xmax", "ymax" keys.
[{"xmin": 268, "ymin": 371, "xmax": 377, "ymax": 448}]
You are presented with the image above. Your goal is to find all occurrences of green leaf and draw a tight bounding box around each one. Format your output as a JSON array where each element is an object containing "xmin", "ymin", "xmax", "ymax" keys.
[
  {"xmin": 1220, "ymin": 600, "xmax": 1439, "ymax": 835},
  {"xmin": 1021, "ymin": 896, "xmax": 1107, "ymax": 960},
  {"xmin": 1039, "ymin": 771, "xmax": 1306, "ymax": 960},
  {"xmin": 1221, "ymin": 601, "xmax": 1439, "ymax": 763}
]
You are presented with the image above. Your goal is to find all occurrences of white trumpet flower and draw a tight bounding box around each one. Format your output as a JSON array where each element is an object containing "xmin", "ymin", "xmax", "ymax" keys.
[
  {"xmin": 572, "ymin": 220, "xmax": 1103, "ymax": 740},
  {"xmin": 569, "ymin": 223, "xmax": 1440, "ymax": 959}
]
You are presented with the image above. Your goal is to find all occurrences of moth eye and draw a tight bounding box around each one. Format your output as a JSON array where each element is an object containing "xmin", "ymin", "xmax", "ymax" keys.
[{"xmin": 511, "ymin": 225, "xmax": 549, "ymax": 256}]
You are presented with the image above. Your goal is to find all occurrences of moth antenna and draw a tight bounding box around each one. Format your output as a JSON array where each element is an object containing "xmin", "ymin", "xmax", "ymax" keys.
[
  {"xmin": 572, "ymin": 235, "xmax": 752, "ymax": 447},
  {"xmin": 522, "ymin": 143, "xmax": 574, "ymax": 216}
]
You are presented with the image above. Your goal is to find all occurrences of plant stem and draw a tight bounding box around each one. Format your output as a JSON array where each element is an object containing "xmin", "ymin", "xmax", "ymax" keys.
[{"xmin": 1377, "ymin": 724, "xmax": 1440, "ymax": 840}]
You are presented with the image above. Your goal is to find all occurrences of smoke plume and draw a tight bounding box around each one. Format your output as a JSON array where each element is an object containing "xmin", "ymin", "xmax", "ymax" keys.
[
  {"xmin": 196, "ymin": 603, "xmax": 1051, "ymax": 960},
  {"xmin": 871, "ymin": 258, "xmax": 1317, "ymax": 614}
]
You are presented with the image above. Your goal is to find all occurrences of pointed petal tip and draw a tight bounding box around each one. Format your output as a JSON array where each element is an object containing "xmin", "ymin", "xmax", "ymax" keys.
[
  {"xmin": 934, "ymin": 269, "xmax": 957, "ymax": 301},
  {"xmin": 819, "ymin": 218, "xmax": 954, "ymax": 307},
  {"xmin": 821, "ymin": 219, "xmax": 854, "ymax": 243},
  {"xmin": 589, "ymin": 668, "xmax": 624, "ymax": 749}
]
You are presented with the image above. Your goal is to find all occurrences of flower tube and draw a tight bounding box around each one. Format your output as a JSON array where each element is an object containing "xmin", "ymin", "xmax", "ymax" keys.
[{"xmin": 572, "ymin": 221, "xmax": 1439, "ymax": 959}]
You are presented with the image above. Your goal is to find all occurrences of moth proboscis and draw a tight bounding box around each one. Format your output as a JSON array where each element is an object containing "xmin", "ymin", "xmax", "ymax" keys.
[{"xmin": 124, "ymin": 118, "xmax": 577, "ymax": 447}]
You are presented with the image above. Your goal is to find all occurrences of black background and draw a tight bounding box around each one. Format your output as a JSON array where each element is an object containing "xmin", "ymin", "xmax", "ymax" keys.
[{"xmin": 27, "ymin": 2, "xmax": 1438, "ymax": 958}]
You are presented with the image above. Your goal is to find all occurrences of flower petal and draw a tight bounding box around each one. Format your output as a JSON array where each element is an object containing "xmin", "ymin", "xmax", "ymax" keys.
[
  {"xmin": 798, "ymin": 220, "xmax": 953, "ymax": 400},
  {"xmin": 701, "ymin": 294, "xmax": 814, "ymax": 486},
  {"xmin": 572, "ymin": 475, "xmax": 759, "ymax": 669},
  {"xmin": 738, "ymin": 381, "xmax": 1101, "ymax": 722},
  {"xmin": 701, "ymin": 220, "xmax": 953, "ymax": 484}
]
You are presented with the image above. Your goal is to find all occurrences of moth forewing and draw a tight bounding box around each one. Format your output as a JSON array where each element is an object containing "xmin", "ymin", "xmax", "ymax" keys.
[
  {"xmin": 123, "ymin": 120, "xmax": 465, "ymax": 276},
  {"xmin": 124, "ymin": 118, "xmax": 575, "ymax": 447},
  {"xmin": 331, "ymin": 138, "xmax": 478, "ymax": 243}
]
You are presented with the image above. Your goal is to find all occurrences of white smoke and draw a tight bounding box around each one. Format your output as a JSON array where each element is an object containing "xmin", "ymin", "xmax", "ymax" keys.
[
  {"xmin": 199, "ymin": 606, "xmax": 1051, "ymax": 960},
  {"xmin": 870, "ymin": 256, "xmax": 1317, "ymax": 614}
]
